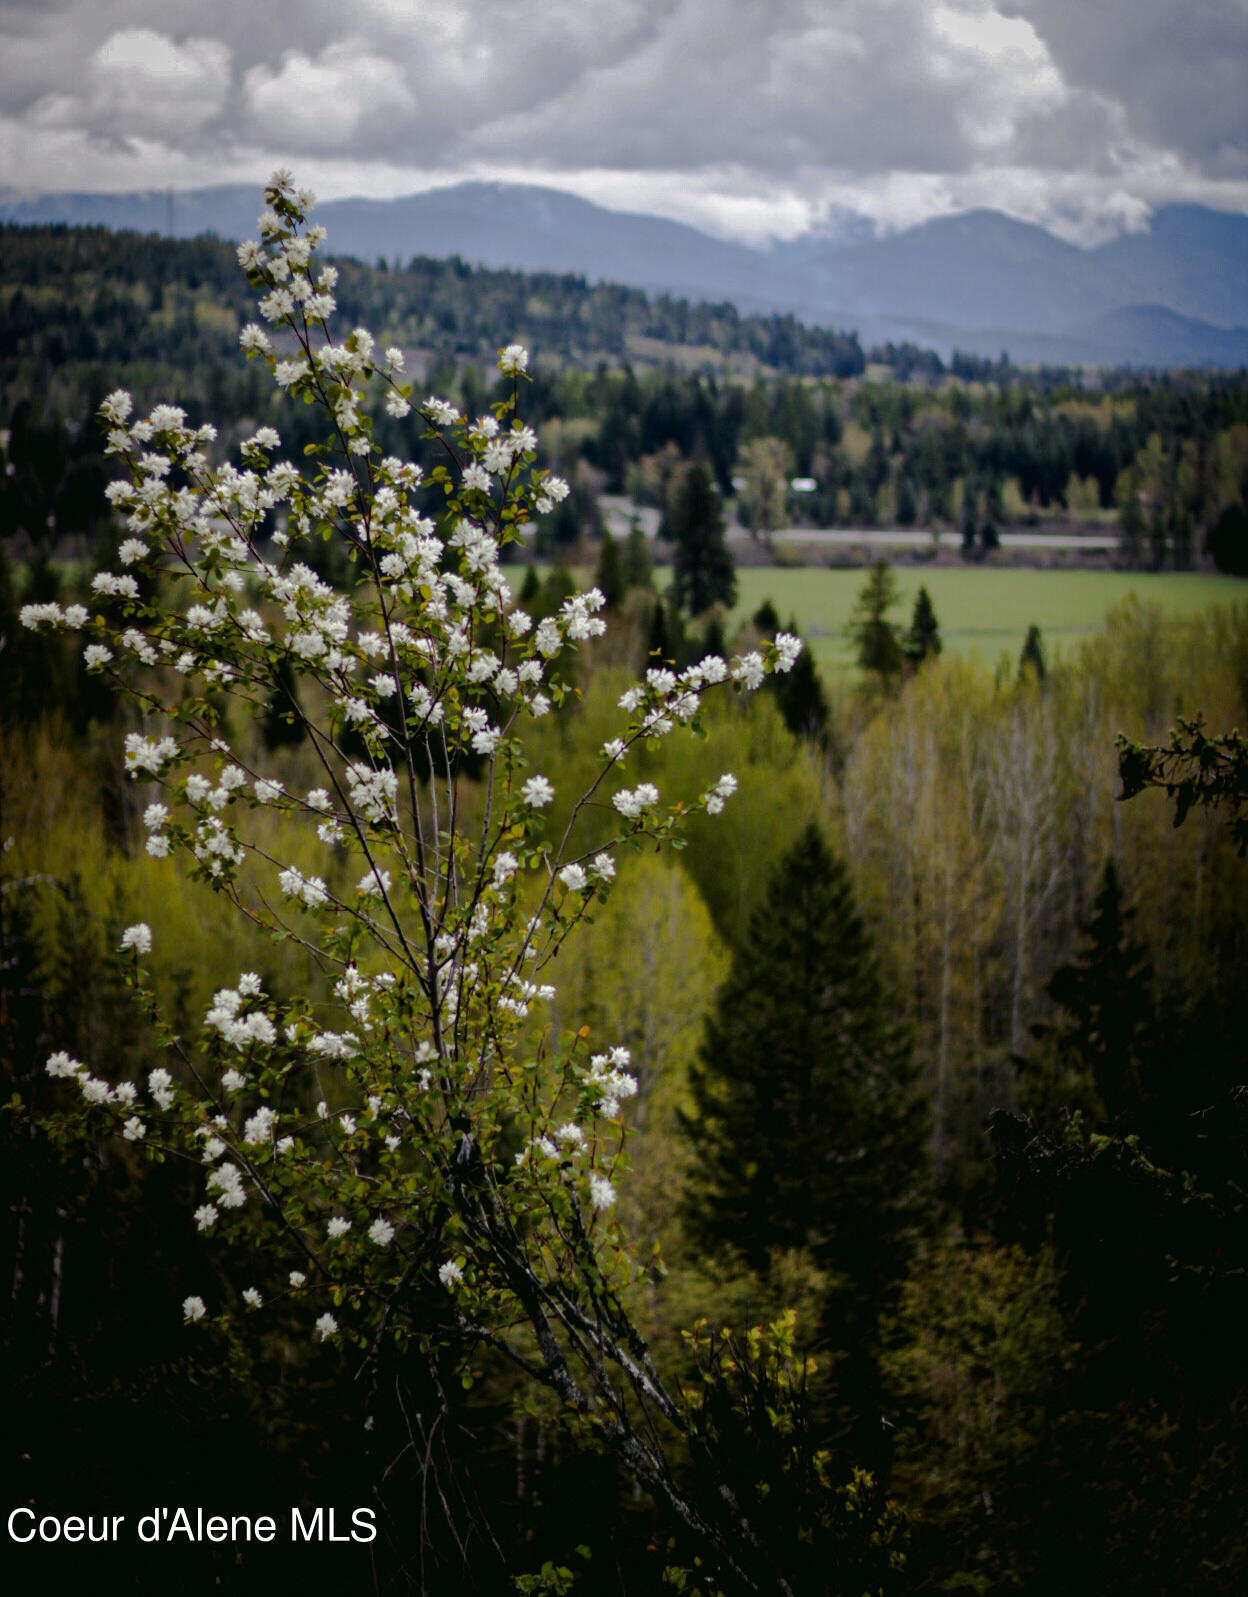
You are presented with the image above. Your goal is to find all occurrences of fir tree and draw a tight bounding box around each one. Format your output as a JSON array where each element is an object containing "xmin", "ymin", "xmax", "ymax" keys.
[
  {"xmin": 646, "ymin": 593, "xmax": 671, "ymax": 665},
  {"xmin": 903, "ymin": 585, "xmax": 941, "ymax": 667},
  {"xmin": 701, "ymin": 609, "xmax": 727, "ymax": 662},
  {"xmin": 1018, "ymin": 623, "xmax": 1046, "ymax": 683},
  {"xmin": 1023, "ymin": 859, "xmax": 1155, "ymax": 1128},
  {"xmin": 961, "ymin": 481, "xmax": 979, "ymax": 556},
  {"xmin": 682, "ymin": 826, "xmax": 928, "ymax": 1362},
  {"xmin": 666, "ymin": 461, "xmax": 736, "ymax": 616},
  {"xmin": 752, "ymin": 597, "xmax": 781, "ymax": 635},
  {"xmin": 847, "ymin": 560, "xmax": 902, "ymax": 680},
  {"xmin": 518, "ymin": 564, "xmax": 541, "ymax": 606},
  {"xmin": 751, "ymin": 601, "xmax": 830, "ymax": 744},
  {"xmin": 622, "ymin": 516, "xmax": 654, "ymax": 592},
  {"xmin": 593, "ymin": 529, "xmax": 624, "ymax": 610}
]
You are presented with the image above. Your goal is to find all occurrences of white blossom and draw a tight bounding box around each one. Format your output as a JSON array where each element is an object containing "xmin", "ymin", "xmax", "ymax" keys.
[
  {"xmin": 148, "ymin": 1068, "xmax": 175, "ymax": 1111},
  {"xmin": 357, "ymin": 867, "xmax": 391, "ymax": 898},
  {"xmin": 521, "ymin": 775, "xmax": 554, "ymax": 808},
  {"xmin": 774, "ymin": 632, "xmax": 802, "ymax": 672}
]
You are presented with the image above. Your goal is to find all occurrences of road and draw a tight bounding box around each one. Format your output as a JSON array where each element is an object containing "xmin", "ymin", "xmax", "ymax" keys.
[{"xmin": 597, "ymin": 496, "xmax": 1118, "ymax": 551}]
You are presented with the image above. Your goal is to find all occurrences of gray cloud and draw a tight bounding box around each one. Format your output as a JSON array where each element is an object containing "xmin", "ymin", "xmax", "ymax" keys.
[
  {"xmin": 0, "ymin": 0, "xmax": 1245, "ymax": 242},
  {"xmin": 1003, "ymin": 1, "xmax": 1248, "ymax": 173}
]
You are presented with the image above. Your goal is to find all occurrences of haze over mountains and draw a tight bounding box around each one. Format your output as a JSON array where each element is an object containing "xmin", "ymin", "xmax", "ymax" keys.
[{"xmin": 4, "ymin": 181, "xmax": 1248, "ymax": 370}]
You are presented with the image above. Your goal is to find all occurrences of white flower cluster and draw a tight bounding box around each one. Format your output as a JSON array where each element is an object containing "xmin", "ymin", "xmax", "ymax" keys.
[
  {"xmin": 612, "ymin": 783, "xmax": 660, "ymax": 819},
  {"xmin": 345, "ymin": 762, "xmax": 398, "ymax": 824},
  {"xmin": 19, "ymin": 601, "xmax": 90, "ymax": 631},
  {"xmin": 585, "ymin": 1047, "xmax": 639, "ymax": 1120},
  {"xmin": 45, "ymin": 1051, "xmax": 140, "ymax": 1123},
  {"xmin": 703, "ymin": 774, "xmax": 738, "ymax": 815},
  {"xmin": 278, "ymin": 865, "xmax": 330, "ymax": 909},
  {"xmin": 206, "ymin": 1161, "xmax": 247, "ymax": 1210},
  {"xmin": 203, "ymin": 984, "xmax": 277, "ymax": 1052},
  {"xmin": 123, "ymin": 733, "xmax": 178, "ymax": 777}
]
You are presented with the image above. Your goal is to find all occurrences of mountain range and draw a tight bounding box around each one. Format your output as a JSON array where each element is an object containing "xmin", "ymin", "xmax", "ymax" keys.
[{"xmin": 4, "ymin": 180, "xmax": 1247, "ymax": 370}]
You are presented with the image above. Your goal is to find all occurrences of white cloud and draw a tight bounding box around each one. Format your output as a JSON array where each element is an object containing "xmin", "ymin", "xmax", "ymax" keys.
[
  {"xmin": 89, "ymin": 29, "xmax": 231, "ymax": 137},
  {"xmin": 243, "ymin": 40, "xmax": 414, "ymax": 149}
]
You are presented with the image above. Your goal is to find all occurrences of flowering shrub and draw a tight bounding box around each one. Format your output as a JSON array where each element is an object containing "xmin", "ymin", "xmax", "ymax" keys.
[{"xmin": 26, "ymin": 172, "xmax": 807, "ymax": 1587}]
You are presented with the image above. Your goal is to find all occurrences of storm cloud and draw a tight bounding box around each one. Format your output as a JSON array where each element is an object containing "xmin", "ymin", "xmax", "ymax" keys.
[{"xmin": 1, "ymin": 0, "xmax": 1245, "ymax": 242}]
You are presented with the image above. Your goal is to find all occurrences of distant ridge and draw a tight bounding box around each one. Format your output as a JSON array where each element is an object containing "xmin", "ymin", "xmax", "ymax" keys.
[{"xmin": 3, "ymin": 181, "xmax": 1247, "ymax": 369}]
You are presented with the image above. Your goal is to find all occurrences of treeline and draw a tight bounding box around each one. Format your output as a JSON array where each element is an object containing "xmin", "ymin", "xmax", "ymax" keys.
[
  {"xmin": 0, "ymin": 219, "xmax": 864, "ymax": 385},
  {"xmin": 6, "ymin": 223, "xmax": 1248, "ymax": 570}
]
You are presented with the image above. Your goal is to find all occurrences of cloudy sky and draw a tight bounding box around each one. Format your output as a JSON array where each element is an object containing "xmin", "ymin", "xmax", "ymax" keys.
[{"xmin": 3, "ymin": 0, "xmax": 1247, "ymax": 244}]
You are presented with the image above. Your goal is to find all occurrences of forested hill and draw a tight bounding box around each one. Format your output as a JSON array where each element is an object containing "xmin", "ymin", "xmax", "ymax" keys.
[{"xmin": 0, "ymin": 220, "xmax": 868, "ymax": 390}]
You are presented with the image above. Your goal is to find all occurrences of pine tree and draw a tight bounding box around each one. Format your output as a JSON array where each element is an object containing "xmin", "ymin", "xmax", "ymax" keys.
[
  {"xmin": 1023, "ymin": 859, "xmax": 1155, "ymax": 1128},
  {"xmin": 666, "ymin": 461, "xmax": 736, "ymax": 616},
  {"xmin": 682, "ymin": 826, "xmax": 928, "ymax": 1359},
  {"xmin": 752, "ymin": 597, "xmax": 781, "ymax": 635},
  {"xmin": 593, "ymin": 529, "xmax": 624, "ymax": 609},
  {"xmin": 903, "ymin": 585, "xmax": 941, "ymax": 667},
  {"xmin": 847, "ymin": 560, "xmax": 902, "ymax": 679},
  {"xmin": 751, "ymin": 601, "xmax": 830, "ymax": 744},
  {"xmin": 961, "ymin": 481, "xmax": 979, "ymax": 556},
  {"xmin": 1018, "ymin": 623, "xmax": 1046, "ymax": 683},
  {"xmin": 622, "ymin": 516, "xmax": 654, "ymax": 592}
]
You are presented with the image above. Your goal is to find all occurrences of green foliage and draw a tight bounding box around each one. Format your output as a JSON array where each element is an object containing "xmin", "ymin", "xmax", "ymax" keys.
[
  {"xmin": 593, "ymin": 528, "xmax": 625, "ymax": 609},
  {"xmin": 676, "ymin": 1313, "xmax": 909, "ymax": 1597},
  {"xmin": 622, "ymin": 518, "xmax": 654, "ymax": 593},
  {"xmin": 1022, "ymin": 860, "xmax": 1156, "ymax": 1127},
  {"xmin": 1017, "ymin": 621, "xmax": 1046, "ymax": 682},
  {"xmin": 682, "ymin": 826, "xmax": 929, "ymax": 1365},
  {"xmin": 1116, "ymin": 714, "xmax": 1248, "ymax": 853},
  {"xmin": 847, "ymin": 560, "xmax": 903, "ymax": 679},
  {"xmin": 736, "ymin": 436, "xmax": 793, "ymax": 538},
  {"xmin": 666, "ymin": 461, "xmax": 737, "ymax": 617},
  {"xmin": 884, "ymin": 1232, "xmax": 1069, "ymax": 1593},
  {"xmin": 261, "ymin": 650, "xmax": 308, "ymax": 750},
  {"xmin": 1209, "ymin": 501, "xmax": 1248, "ymax": 574},
  {"xmin": 753, "ymin": 604, "xmax": 832, "ymax": 748},
  {"xmin": 902, "ymin": 585, "xmax": 941, "ymax": 668},
  {"xmin": 513, "ymin": 1547, "xmax": 591, "ymax": 1594}
]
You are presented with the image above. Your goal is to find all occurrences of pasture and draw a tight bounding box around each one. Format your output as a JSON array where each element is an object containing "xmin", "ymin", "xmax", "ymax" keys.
[{"xmin": 711, "ymin": 566, "xmax": 1248, "ymax": 674}]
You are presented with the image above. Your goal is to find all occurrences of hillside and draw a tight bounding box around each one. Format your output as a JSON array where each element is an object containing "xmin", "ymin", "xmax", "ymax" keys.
[{"xmin": 4, "ymin": 182, "xmax": 1248, "ymax": 367}]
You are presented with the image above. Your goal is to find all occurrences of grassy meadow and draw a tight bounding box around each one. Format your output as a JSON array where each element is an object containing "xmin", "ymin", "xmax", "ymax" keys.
[{"xmin": 712, "ymin": 566, "xmax": 1248, "ymax": 673}]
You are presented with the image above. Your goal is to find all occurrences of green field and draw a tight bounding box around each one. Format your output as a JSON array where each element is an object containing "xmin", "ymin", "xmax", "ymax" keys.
[{"xmin": 706, "ymin": 567, "xmax": 1248, "ymax": 675}]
